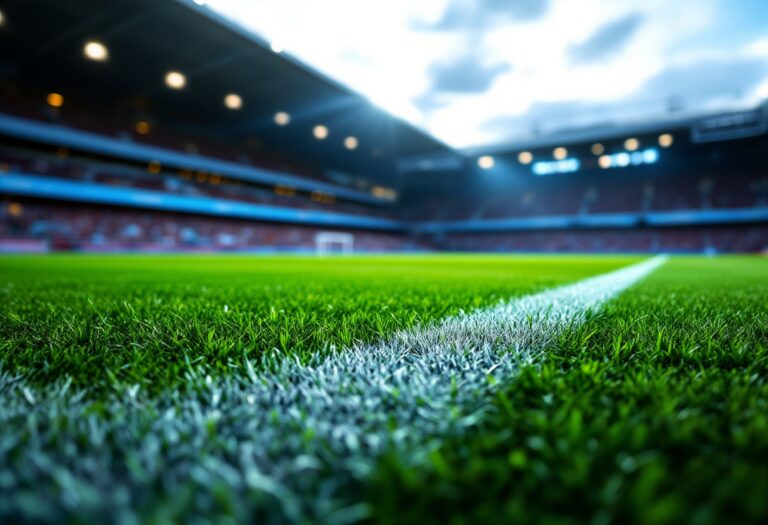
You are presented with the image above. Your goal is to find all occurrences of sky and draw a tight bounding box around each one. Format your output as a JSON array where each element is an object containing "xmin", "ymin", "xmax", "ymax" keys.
[{"xmin": 204, "ymin": 0, "xmax": 768, "ymax": 149}]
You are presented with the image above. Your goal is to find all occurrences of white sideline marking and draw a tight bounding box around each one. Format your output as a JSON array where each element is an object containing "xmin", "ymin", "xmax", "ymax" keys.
[{"xmin": 0, "ymin": 256, "xmax": 667, "ymax": 522}]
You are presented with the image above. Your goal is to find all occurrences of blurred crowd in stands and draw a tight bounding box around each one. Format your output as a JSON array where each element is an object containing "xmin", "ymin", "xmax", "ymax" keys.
[
  {"xmin": 438, "ymin": 227, "xmax": 768, "ymax": 253},
  {"xmin": 0, "ymin": 145, "xmax": 394, "ymax": 219},
  {"xmin": 1, "ymin": 88, "xmax": 766, "ymax": 254},
  {"xmin": 0, "ymin": 89, "xmax": 336, "ymax": 185},
  {"xmin": 407, "ymin": 167, "xmax": 768, "ymax": 222},
  {"xmin": 0, "ymin": 200, "xmax": 412, "ymax": 253}
]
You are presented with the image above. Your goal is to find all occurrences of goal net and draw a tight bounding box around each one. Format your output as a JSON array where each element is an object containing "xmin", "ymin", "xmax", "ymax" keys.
[{"xmin": 315, "ymin": 231, "xmax": 354, "ymax": 255}]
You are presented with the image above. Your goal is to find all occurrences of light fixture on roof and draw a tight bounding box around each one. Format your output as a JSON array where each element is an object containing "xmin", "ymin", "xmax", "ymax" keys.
[
  {"xmin": 270, "ymin": 42, "xmax": 284, "ymax": 53},
  {"xmin": 591, "ymin": 143, "xmax": 604, "ymax": 155},
  {"xmin": 615, "ymin": 152, "xmax": 631, "ymax": 167},
  {"xmin": 224, "ymin": 93, "xmax": 242, "ymax": 110},
  {"xmin": 553, "ymin": 147, "xmax": 567, "ymax": 160},
  {"xmin": 477, "ymin": 155, "xmax": 495, "ymax": 170},
  {"xmin": 518, "ymin": 151, "xmax": 533, "ymax": 165},
  {"xmin": 313, "ymin": 125, "xmax": 329, "ymax": 140},
  {"xmin": 274, "ymin": 111, "xmax": 290, "ymax": 126},
  {"xmin": 165, "ymin": 71, "xmax": 186, "ymax": 90},
  {"xmin": 83, "ymin": 40, "xmax": 108, "ymax": 62},
  {"xmin": 624, "ymin": 138, "xmax": 639, "ymax": 151},
  {"xmin": 658, "ymin": 133, "xmax": 674, "ymax": 148},
  {"xmin": 344, "ymin": 136, "xmax": 359, "ymax": 150},
  {"xmin": 46, "ymin": 93, "xmax": 64, "ymax": 108},
  {"xmin": 135, "ymin": 121, "xmax": 151, "ymax": 135}
]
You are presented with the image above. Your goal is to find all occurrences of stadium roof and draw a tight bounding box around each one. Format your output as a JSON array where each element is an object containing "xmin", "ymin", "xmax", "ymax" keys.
[{"xmin": 0, "ymin": 0, "xmax": 451, "ymax": 181}]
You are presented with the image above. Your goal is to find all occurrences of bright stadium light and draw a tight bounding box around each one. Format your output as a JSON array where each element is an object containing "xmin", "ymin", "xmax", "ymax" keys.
[
  {"xmin": 0, "ymin": 9, "xmax": 5, "ymax": 27},
  {"xmin": 643, "ymin": 148, "xmax": 660, "ymax": 164},
  {"xmin": 625, "ymin": 138, "xmax": 640, "ymax": 151},
  {"xmin": 591, "ymin": 143, "xmax": 604, "ymax": 155},
  {"xmin": 533, "ymin": 158, "xmax": 579, "ymax": 176},
  {"xmin": 615, "ymin": 152, "xmax": 631, "ymax": 167},
  {"xmin": 274, "ymin": 111, "xmax": 291, "ymax": 126},
  {"xmin": 83, "ymin": 40, "xmax": 108, "ymax": 62},
  {"xmin": 46, "ymin": 93, "xmax": 64, "ymax": 108},
  {"xmin": 598, "ymin": 155, "xmax": 612, "ymax": 169},
  {"xmin": 271, "ymin": 42, "xmax": 284, "ymax": 53},
  {"xmin": 313, "ymin": 125, "xmax": 329, "ymax": 140},
  {"xmin": 165, "ymin": 71, "xmax": 186, "ymax": 90},
  {"xmin": 658, "ymin": 133, "xmax": 674, "ymax": 148},
  {"xmin": 518, "ymin": 151, "xmax": 533, "ymax": 164},
  {"xmin": 135, "ymin": 121, "xmax": 151, "ymax": 135},
  {"xmin": 344, "ymin": 136, "xmax": 359, "ymax": 150},
  {"xmin": 224, "ymin": 93, "xmax": 242, "ymax": 110},
  {"xmin": 553, "ymin": 147, "xmax": 567, "ymax": 160},
  {"xmin": 478, "ymin": 155, "xmax": 495, "ymax": 169}
]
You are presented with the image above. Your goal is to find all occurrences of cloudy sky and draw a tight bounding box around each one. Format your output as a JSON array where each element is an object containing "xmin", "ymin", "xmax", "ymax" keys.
[{"xmin": 206, "ymin": 0, "xmax": 768, "ymax": 148}]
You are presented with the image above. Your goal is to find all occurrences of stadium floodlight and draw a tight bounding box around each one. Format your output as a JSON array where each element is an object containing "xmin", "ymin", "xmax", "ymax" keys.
[
  {"xmin": 271, "ymin": 42, "xmax": 284, "ymax": 53},
  {"xmin": 135, "ymin": 121, "xmax": 151, "ymax": 135},
  {"xmin": 344, "ymin": 136, "xmax": 359, "ymax": 150},
  {"xmin": 83, "ymin": 41, "xmax": 108, "ymax": 62},
  {"xmin": 591, "ymin": 143, "xmax": 604, "ymax": 155},
  {"xmin": 625, "ymin": 138, "xmax": 639, "ymax": 151},
  {"xmin": 224, "ymin": 93, "xmax": 242, "ymax": 110},
  {"xmin": 46, "ymin": 93, "xmax": 64, "ymax": 108},
  {"xmin": 477, "ymin": 155, "xmax": 494, "ymax": 169},
  {"xmin": 518, "ymin": 151, "xmax": 533, "ymax": 164},
  {"xmin": 643, "ymin": 148, "xmax": 660, "ymax": 164},
  {"xmin": 615, "ymin": 152, "xmax": 631, "ymax": 167},
  {"xmin": 598, "ymin": 155, "xmax": 612, "ymax": 169},
  {"xmin": 165, "ymin": 71, "xmax": 186, "ymax": 90},
  {"xmin": 533, "ymin": 158, "xmax": 579, "ymax": 175},
  {"xmin": 313, "ymin": 125, "xmax": 329, "ymax": 140},
  {"xmin": 553, "ymin": 147, "xmax": 567, "ymax": 160},
  {"xmin": 274, "ymin": 111, "xmax": 291, "ymax": 126},
  {"xmin": 658, "ymin": 133, "xmax": 674, "ymax": 148}
]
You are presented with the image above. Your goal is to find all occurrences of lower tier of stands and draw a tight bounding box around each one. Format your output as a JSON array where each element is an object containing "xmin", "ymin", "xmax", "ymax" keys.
[
  {"xmin": 2, "ymin": 199, "xmax": 766, "ymax": 254},
  {"xmin": 0, "ymin": 200, "xmax": 416, "ymax": 253}
]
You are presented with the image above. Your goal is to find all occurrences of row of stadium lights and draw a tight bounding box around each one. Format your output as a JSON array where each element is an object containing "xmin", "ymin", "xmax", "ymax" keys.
[
  {"xmin": 42, "ymin": 36, "xmax": 360, "ymax": 152},
  {"xmin": 477, "ymin": 134, "xmax": 674, "ymax": 170}
]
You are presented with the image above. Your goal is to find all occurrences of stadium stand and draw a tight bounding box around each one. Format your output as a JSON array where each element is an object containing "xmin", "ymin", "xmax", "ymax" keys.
[
  {"xmin": 0, "ymin": 200, "xmax": 414, "ymax": 253},
  {"xmin": 0, "ymin": 0, "xmax": 766, "ymax": 253}
]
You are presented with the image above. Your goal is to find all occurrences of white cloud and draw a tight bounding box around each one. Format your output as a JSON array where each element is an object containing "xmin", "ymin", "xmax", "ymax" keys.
[{"xmin": 208, "ymin": 0, "xmax": 767, "ymax": 148}]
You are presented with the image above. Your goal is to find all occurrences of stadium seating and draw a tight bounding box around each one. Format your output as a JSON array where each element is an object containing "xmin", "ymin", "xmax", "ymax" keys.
[{"xmin": 0, "ymin": 200, "xmax": 415, "ymax": 253}]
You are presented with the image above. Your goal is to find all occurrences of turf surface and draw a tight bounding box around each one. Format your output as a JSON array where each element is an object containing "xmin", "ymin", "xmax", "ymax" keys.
[
  {"xmin": 0, "ymin": 254, "xmax": 766, "ymax": 524},
  {"xmin": 0, "ymin": 254, "xmax": 634, "ymax": 390}
]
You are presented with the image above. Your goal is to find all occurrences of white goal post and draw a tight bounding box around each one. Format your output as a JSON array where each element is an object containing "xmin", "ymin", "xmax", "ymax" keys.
[{"xmin": 315, "ymin": 231, "xmax": 354, "ymax": 255}]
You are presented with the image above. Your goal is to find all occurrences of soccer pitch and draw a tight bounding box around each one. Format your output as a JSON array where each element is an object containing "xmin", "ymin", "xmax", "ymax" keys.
[{"xmin": 0, "ymin": 254, "xmax": 766, "ymax": 524}]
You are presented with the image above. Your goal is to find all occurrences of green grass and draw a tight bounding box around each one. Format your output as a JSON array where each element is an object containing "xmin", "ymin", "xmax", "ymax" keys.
[
  {"xmin": 0, "ymin": 254, "xmax": 634, "ymax": 391},
  {"xmin": 0, "ymin": 254, "xmax": 767, "ymax": 524},
  {"xmin": 369, "ymin": 256, "xmax": 768, "ymax": 525}
]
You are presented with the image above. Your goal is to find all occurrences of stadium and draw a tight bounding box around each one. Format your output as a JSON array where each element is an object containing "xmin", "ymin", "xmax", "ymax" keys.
[{"xmin": 0, "ymin": 0, "xmax": 767, "ymax": 523}]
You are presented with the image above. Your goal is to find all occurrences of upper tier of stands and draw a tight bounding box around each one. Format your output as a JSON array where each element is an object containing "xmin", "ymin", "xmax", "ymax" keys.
[
  {"xmin": 0, "ymin": 90, "xmax": 330, "ymax": 184},
  {"xmin": 407, "ymin": 167, "xmax": 768, "ymax": 222},
  {"xmin": 0, "ymin": 145, "xmax": 395, "ymax": 220}
]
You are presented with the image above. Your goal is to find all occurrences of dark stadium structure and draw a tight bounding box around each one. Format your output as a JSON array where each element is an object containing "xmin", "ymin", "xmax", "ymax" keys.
[{"xmin": 1, "ymin": 0, "xmax": 767, "ymax": 253}]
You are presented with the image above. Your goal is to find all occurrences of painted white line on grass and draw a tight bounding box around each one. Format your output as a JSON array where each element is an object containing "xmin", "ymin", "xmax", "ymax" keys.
[{"xmin": 0, "ymin": 256, "xmax": 666, "ymax": 523}]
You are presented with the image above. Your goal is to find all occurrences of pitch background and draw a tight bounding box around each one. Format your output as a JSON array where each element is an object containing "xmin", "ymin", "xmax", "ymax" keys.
[{"xmin": 0, "ymin": 254, "xmax": 766, "ymax": 524}]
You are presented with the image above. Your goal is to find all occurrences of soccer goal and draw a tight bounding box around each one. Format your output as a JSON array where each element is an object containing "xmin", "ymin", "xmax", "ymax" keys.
[{"xmin": 315, "ymin": 231, "xmax": 354, "ymax": 255}]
